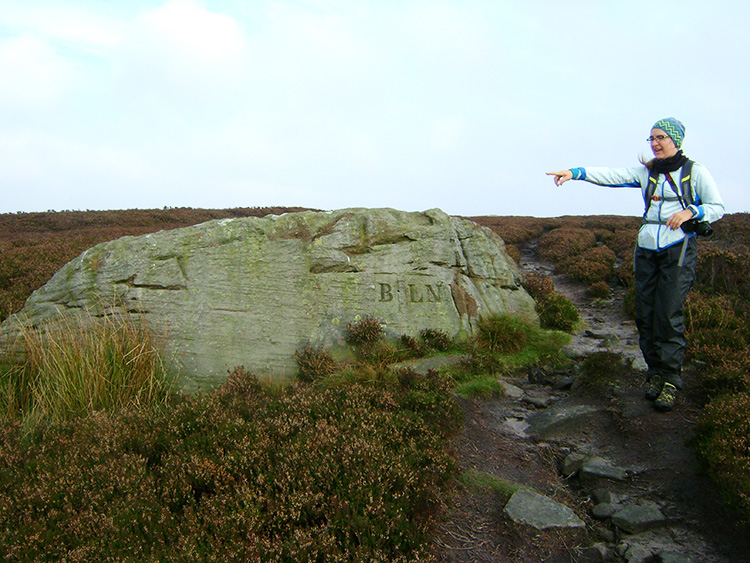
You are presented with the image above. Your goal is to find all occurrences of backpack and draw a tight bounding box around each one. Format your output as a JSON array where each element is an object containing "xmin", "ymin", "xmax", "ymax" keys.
[{"xmin": 644, "ymin": 159, "xmax": 694, "ymax": 216}]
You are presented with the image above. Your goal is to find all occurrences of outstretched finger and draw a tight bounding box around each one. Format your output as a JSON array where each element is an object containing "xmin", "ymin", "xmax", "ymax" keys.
[{"xmin": 546, "ymin": 171, "xmax": 568, "ymax": 186}]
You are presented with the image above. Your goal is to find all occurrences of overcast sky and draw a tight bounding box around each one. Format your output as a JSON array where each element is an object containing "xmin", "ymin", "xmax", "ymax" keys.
[{"xmin": 1, "ymin": 0, "xmax": 747, "ymax": 218}]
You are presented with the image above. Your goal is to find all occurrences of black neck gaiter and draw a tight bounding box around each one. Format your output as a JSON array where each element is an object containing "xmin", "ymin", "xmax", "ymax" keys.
[{"xmin": 650, "ymin": 150, "xmax": 689, "ymax": 173}]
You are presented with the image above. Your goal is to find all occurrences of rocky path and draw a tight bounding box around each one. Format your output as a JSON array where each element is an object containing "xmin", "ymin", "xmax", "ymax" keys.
[{"xmin": 433, "ymin": 242, "xmax": 750, "ymax": 563}]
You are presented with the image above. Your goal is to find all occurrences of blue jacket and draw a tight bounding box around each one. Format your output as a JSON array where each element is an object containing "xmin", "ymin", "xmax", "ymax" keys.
[{"xmin": 570, "ymin": 163, "xmax": 725, "ymax": 251}]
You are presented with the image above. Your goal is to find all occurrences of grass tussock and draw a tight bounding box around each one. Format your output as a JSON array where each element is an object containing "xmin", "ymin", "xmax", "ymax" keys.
[
  {"xmin": 458, "ymin": 469, "xmax": 521, "ymax": 501},
  {"xmin": 453, "ymin": 314, "xmax": 571, "ymax": 389},
  {"xmin": 1, "ymin": 311, "xmax": 174, "ymax": 425}
]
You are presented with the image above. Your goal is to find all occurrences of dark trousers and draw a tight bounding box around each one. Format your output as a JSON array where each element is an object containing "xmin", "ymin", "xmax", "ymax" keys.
[{"xmin": 634, "ymin": 237, "xmax": 698, "ymax": 388}]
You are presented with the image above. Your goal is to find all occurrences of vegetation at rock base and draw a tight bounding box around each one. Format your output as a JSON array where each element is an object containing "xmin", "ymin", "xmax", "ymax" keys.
[
  {"xmin": 521, "ymin": 271, "xmax": 581, "ymax": 333},
  {"xmin": 345, "ymin": 315, "xmax": 385, "ymax": 346},
  {"xmin": 294, "ymin": 345, "xmax": 337, "ymax": 383},
  {"xmin": 0, "ymin": 309, "xmax": 175, "ymax": 426},
  {"xmin": 0, "ymin": 367, "xmax": 460, "ymax": 562},
  {"xmin": 0, "ymin": 305, "xmax": 570, "ymax": 561},
  {"xmin": 1, "ymin": 208, "xmax": 750, "ymax": 558}
]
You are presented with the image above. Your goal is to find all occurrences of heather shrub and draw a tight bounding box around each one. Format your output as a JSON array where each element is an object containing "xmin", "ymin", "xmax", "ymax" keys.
[
  {"xmin": 0, "ymin": 367, "xmax": 459, "ymax": 562},
  {"xmin": 399, "ymin": 334, "xmax": 427, "ymax": 357},
  {"xmin": 354, "ymin": 339, "xmax": 402, "ymax": 369},
  {"xmin": 605, "ymin": 228, "xmax": 639, "ymax": 261},
  {"xmin": 346, "ymin": 316, "xmax": 384, "ymax": 345},
  {"xmin": 420, "ymin": 329, "xmax": 451, "ymax": 352},
  {"xmin": 536, "ymin": 228, "xmax": 596, "ymax": 263},
  {"xmin": 536, "ymin": 293, "xmax": 580, "ymax": 333},
  {"xmin": 295, "ymin": 345, "xmax": 337, "ymax": 383},
  {"xmin": 522, "ymin": 272, "xmax": 580, "ymax": 333},
  {"xmin": 696, "ymin": 245, "xmax": 750, "ymax": 297},
  {"xmin": 615, "ymin": 263, "xmax": 635, "ymax": 290},
  {"xmin": 587, "ymin": 281, "xmax": 611, "ymax": 299},
  {"xmin": 523, "ymin": 272, "xmax": 555, "ymax": 302},
  {"xmin": 622, "ymin": 286, "xmax": 636, "ymax": 319},
  {"xmin": 685, "ymin": 292, "xmax": 744, "ymax": 333},
  {"xmin": 698, "ymin": 364, "xmax": 750, "ymax": 396},
  {"xmin": 709, "ymin": 212, "xmax": 750, "ymax": 247},
  {"xmin": 505, "ymin": 244, "xmax": 522, "ymax": 265},
  {"xmin": 468, "ymin": 216, "xmax": 554, "ymax": 244},
  {"xmin": 559, "ymin": 245, "xmax": 616, "ymax": 284},
  {"xmin": 688, "ymin": 328, "xmax": 749, "ymax": 364},
  {"xmin": 696, "ymin": 392, "xmax": 750, "ymax": 525}
]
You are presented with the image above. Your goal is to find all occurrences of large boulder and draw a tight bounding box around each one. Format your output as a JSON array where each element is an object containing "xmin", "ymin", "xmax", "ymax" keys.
[{"xmin": 0, "ymin": 208, "xmax": 537, "ymax": 390}]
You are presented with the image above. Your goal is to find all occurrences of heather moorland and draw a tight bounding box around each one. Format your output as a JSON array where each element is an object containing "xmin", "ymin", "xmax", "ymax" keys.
[{"xmin": 1, "ymin": 207, "xmax": 749, "ymax": 561}]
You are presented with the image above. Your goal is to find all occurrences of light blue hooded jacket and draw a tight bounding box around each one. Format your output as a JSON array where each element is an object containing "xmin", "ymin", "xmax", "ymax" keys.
[{"xmin": 569, "ymin": 162, "xmax": 724, "ymax": 251}]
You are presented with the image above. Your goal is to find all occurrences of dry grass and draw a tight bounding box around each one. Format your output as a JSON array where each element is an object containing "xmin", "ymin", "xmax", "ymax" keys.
[{"xmin": 1, "ymin": 309, "xmax": 174, "ymax": 425}]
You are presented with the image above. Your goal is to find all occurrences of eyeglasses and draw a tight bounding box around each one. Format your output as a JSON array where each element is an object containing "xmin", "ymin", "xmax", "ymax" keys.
[{"xmin": 646, "ymin": 135, "xmax": 671, "ymax": 143}]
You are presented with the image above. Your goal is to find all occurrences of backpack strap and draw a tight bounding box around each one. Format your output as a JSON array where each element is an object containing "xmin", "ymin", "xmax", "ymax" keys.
[
  {"xmin": 644, "ymin": 169, "xmax": 659, "ymax": 215},
  {"xmin": 643, "ymin": 159, "xmax": 694, "ymax": 216},
  {"xmin": 679, "ymin": 160, "xmax": 694, "ymax": 206}
]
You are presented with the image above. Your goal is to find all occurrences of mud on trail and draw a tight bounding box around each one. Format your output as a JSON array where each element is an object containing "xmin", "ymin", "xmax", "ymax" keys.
[{"xmin": 432, "ymin": 241, "xmax": 750, "ymax": 563}]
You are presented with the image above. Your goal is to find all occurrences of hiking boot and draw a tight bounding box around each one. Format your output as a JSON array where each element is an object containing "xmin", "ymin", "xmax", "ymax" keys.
[
  {"xmin": 654, "ymin": 382, "xmax": 678, "ymax": 412},
  {"xmin": 645, "ymin": 375, "xmax": 663, "ymax": 401}
]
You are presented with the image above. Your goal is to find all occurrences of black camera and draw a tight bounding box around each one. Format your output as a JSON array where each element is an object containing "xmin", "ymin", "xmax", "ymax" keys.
[{"xmin": 681, "ymin": 219, "xmax": 714, "ymax": 238}]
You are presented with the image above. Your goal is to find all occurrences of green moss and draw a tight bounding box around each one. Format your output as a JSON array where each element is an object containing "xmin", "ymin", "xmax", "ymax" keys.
[{"xmin": 459, "ymin": 470, "xmax": 521, "ymax": 500}]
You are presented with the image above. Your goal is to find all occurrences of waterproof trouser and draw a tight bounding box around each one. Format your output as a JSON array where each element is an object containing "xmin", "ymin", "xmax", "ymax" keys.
[{"xmin": 634, "ymin": 237, "xmax": 698, "ymax": 389}]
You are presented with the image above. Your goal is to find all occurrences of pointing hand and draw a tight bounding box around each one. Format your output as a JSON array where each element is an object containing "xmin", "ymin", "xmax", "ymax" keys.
[{"xmin": 547, "ymin": 170, "xmax": 573, "ymax": 186}]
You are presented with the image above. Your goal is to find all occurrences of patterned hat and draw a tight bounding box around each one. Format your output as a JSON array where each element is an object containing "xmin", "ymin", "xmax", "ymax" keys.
[{"xmin": 652, "ymin": 117, "xmax": 685, "ymax": 148}]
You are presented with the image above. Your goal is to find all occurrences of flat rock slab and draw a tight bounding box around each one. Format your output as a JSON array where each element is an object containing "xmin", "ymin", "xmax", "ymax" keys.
[
  {"xmin": 504, "ymin": 489, "xmax": 585, "ymax": 530},
  {"xmin": 525, "ymin": 404, "xmax": 601, "ymax": 439},
  {"xmin": 580, "ymin": 456, "xmax": 628, "ymax": 482},
  {"xmin": 612, "ymin": 504, "xmax": 668, "ymax": 534}
]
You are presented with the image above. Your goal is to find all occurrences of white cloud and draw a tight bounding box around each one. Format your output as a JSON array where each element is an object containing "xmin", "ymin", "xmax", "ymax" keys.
[
  {"xmin": 0, "ymin": 1, "xmax": 124, "ymax": 51},
  {"xmin": 0, "ymin": 0, "xmax": 749, "ymax": 217},
  {"xmin": 0, "ymin": 35, "xmax": 74, "ymax": 109},
  {"xmin": 0, "ymin": 126, "xmax": 150, "ymax": 211},
  {"xmin": 397, "ymin": 1, "xmax": 492, "ymax": 64},
  {"xmin": 135, "ymin": 0, "xmax": 246, "ymax": 64}
]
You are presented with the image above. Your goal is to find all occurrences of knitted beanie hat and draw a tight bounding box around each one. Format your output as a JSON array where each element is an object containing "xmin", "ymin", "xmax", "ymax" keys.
[{"xmin": 652, "ymin": 117, "xmax": 685, "ymax": 148}]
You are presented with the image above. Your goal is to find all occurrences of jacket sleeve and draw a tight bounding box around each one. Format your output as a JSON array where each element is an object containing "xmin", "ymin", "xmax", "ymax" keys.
[
  {"xmin": 570, "ymin": 166, "xmax": 645, "ymax": 189},
  {"xmin": 689, "ymin": 163, "xmax": 724, "ymax": 223}
]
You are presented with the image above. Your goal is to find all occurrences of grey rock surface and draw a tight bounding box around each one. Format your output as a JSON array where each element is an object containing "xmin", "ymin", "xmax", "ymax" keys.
[
  {"xmin": 503, "ymin": 489, "xmax": 585, "ymax": 530},
  {"xmin": 579, "ymin": 456, "xmax": 628, "ymax": 482},
  {"xmin": 657, "ymin": 552, "xmax": 696, "ymax": 563},
  {"xmin": 525, "ymin": 403, "xmax": 601, "ymax": 439},
  {"xmin": 612, "ymin": 504, "xmax": 668, "ymax": 534},
  {"xmin": 0, "ymin": 208, "xmax": 536, "ymax": 391}
]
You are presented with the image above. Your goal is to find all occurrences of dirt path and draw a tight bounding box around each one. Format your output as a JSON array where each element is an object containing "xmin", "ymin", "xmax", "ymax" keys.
[{"xmin": 433, "ymin": 241, "xmax": 750, "ymax": 563}]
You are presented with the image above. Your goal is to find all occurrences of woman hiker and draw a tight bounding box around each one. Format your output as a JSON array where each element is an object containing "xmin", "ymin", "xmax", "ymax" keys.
[{"xmin": 547, "ymin": 117, "xmax": 725, "ymax": 412}]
